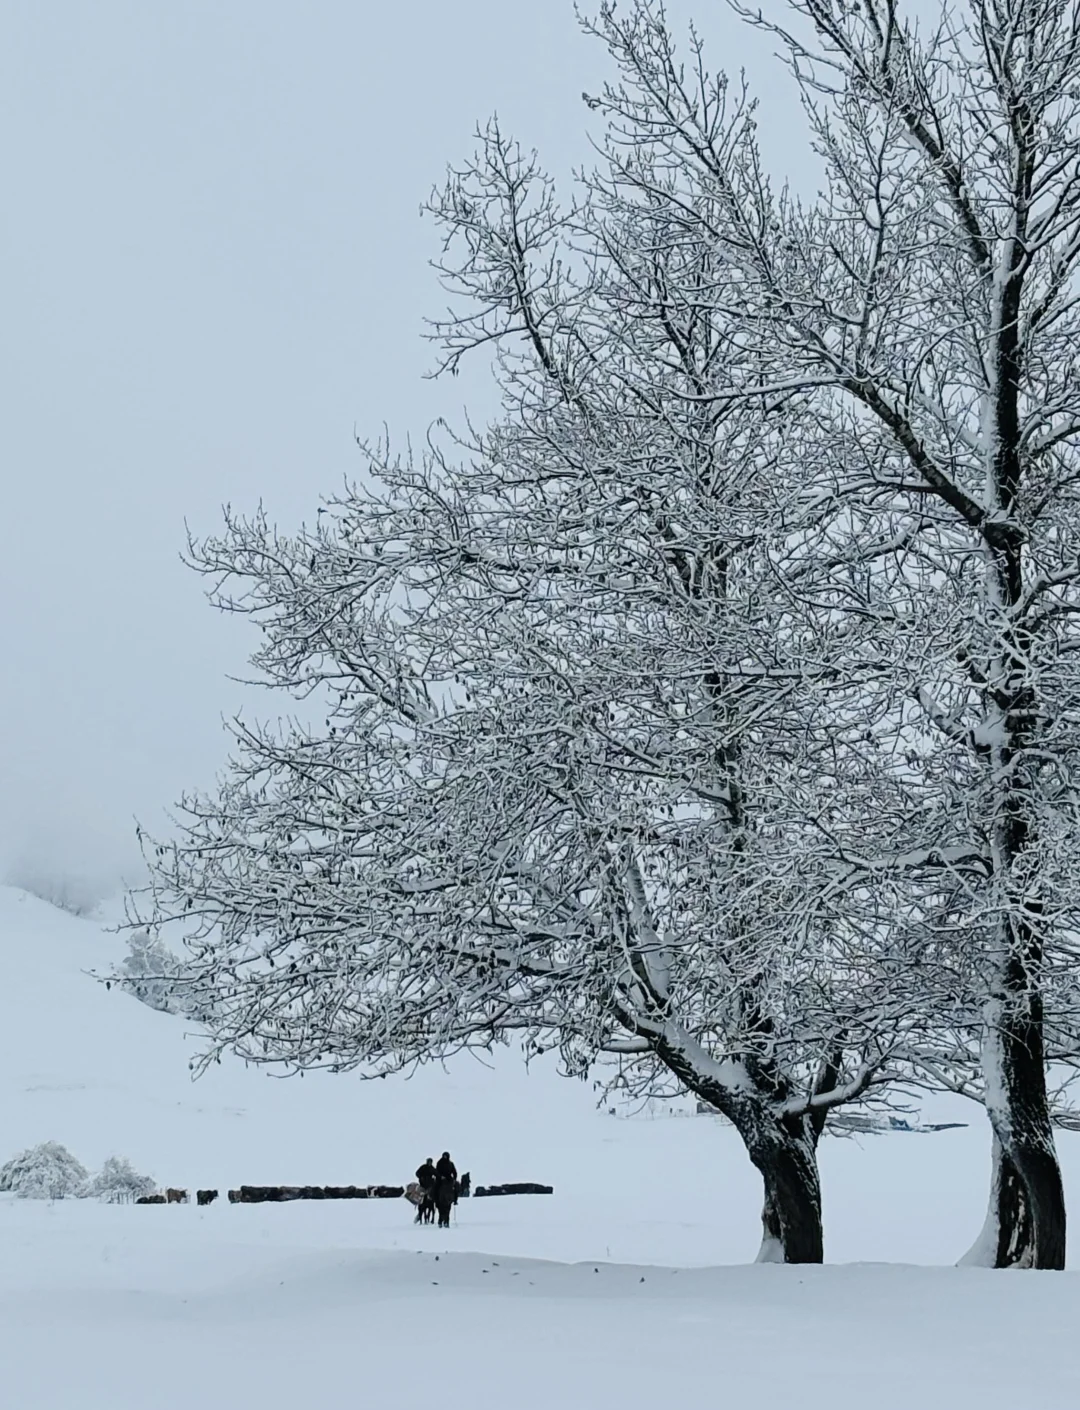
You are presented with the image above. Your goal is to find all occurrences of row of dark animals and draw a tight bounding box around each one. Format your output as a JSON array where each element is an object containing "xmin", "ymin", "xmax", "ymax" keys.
[
  {"xmin": 135, "ymin": 1180, "xmax": 553, "ymax": 1208},
  {"xmin": 229, "ymin": 1184, "xmax": 409, "ymax": 1202},
  {"xmin": 136, "ymin": 1185, "xmax": 405, "ymax": 1204},
  {"xmin": 137, "ymin": 1189, "xmax": 218, "ymax": 1205}
]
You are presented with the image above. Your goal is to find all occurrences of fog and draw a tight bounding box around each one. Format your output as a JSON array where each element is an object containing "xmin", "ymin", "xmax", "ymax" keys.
[{"xmin": 1, "ymin": 1, "xmax": 804, "ymax": 909}]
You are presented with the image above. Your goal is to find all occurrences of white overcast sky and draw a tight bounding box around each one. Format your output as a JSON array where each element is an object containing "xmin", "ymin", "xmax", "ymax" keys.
[{"xmin": 1, "ymin": 1, "xmax": 806, "ymax": 903}]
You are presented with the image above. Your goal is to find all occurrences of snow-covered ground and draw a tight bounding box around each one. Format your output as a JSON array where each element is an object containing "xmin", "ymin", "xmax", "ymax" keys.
[{"xmin": 2, "ymin": 884, "xmax": 1079, "ymax": 1408}]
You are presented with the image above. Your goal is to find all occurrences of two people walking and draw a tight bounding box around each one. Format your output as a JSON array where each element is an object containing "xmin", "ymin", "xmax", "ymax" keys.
[{"xmin": 414, "ymin": 1152, "xmax": 458, "ymax": 1228}]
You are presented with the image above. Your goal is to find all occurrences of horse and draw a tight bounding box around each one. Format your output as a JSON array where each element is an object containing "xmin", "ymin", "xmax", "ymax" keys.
[
  {"xmin": 406, "ymin": 1181, "xmax": 436, "ymax": 1224},
  {"xmin": 434, "ymin": 1178, "xmax": 456, "ymax": 1228}
]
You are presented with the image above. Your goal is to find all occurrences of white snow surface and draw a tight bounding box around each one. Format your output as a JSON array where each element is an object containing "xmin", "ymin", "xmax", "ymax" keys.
[{"xmin": 2, "ymin": 884, "xmax": 1080, "ymax": 1408}]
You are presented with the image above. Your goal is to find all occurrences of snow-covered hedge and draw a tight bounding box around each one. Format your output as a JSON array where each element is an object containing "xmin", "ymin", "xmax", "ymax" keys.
[
  {"xmin": 0, "ymin": 1142, "xmax": 88, "ymax": 1200},
  {"xmin": 82, "ymin": 1155, "xmax": 156, "ymax": 1203}
]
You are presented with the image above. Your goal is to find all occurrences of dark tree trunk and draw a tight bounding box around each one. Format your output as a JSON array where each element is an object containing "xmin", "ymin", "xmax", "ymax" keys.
[
  {"xmin": 746, "ymin": 1116, "xmax": 824, "ymax": 1264},
  {"xmin": 964, "ymin": 980, "xmax": 1066, "ymax": 1269},
  {"xmin": 989, "ymin": 1139, "xmax": 1035, "ymax": 1268},
  {"xmin": 991, "ymin": 1004, "xmax": 1065, "ymax": 1270},
  {"xmin": 961, "ymin": 1134, "xmax": 1033, "ymax": 1268},
  {"xmin": 963, "ymin": 199, "xmax": 1065, "ymax": 1265},
  {"xmin": 991, "ymin": 1137, "xmax": 1065, "ymax": 1270},
  {"xmin": 650, "ymin": 1031, "xmax": 826, "ymax": 1263}
]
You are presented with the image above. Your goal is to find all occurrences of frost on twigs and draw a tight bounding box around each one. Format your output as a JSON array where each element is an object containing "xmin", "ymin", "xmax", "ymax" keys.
[{"xmin": 0, "ymin": 1142, "xmax": 88, "ymax": 1200}]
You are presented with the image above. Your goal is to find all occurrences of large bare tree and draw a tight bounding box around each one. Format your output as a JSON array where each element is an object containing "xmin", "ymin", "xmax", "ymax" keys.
[
  {"xmin": 134, "ymin": 0, "xmax": 1080, "ymax": 1271},
  {"xmin": 576, "ymin": 0, "xmax": 1080, "ymax": 1266},
  {"xmin": 134, "ymin": 122, "xmax": 922, "ymax": 1265}
]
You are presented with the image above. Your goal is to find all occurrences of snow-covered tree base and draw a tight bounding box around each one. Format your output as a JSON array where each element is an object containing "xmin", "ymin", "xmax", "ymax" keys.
[
  {"xmin": 961, "ymin": 995, "xmax": 1068, "ymax": 1270},
  {"xmin": 960, "ymin": 1130, "xmax": 1064, "ymax": 1271}
]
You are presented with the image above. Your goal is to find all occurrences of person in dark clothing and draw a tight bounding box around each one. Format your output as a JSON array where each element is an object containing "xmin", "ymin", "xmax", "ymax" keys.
[
  {"xmin": 433, "ymin": 1152, "xmax": 458, "ymax": 1228},
  {"xmin": 435, "ymin": 1152, "xmax": 456, "ymax": 1185},
  {"xmin": 415, "ymin": 1157, "xmax": 436, "ymax": 1225}
]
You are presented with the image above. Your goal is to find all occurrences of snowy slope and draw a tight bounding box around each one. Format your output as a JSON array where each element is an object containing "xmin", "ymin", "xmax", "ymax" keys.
[{"xmin": 4, "ymin": 884, "xmax": 1080, "ymax": 1409}]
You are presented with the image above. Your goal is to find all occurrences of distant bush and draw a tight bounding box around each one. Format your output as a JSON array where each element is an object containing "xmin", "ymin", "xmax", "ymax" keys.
[
  {"xmin": 0, "ymin": 1141, "xmax": 88, "ymax": 1200},
  {"xmin": 120, "ymin": 930, "xmax": 201, "ymax": 1016},
  {"xmin": 82, "ymin": 1155, "xmax": 157, "ymax": 1203}
]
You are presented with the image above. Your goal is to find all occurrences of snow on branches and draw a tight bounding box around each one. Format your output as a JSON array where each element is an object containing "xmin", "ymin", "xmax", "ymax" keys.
[
  {"xmin": 0, "ymin": 1142, "xmax": 88, "ymax": 1200},
  {"xmin": 133, "ymin": 1, "xmax": 1080, "ymax": 1266},
  {"xmin": 135, "ymin": 135, "xmax": 908, "ymax": 1261},
  {"xmin": 82, "ymin": 1156, "xmax": 158, "ymax": 1204}
]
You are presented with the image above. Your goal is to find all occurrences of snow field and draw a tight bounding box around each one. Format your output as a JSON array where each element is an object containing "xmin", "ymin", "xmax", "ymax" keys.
[{"xmin": 3, "ymin": 885, "xmax": 1080, "ymax": 1408}]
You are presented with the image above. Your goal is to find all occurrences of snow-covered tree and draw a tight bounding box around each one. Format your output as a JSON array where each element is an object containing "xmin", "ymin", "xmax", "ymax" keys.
[
  {"xmin": 131, "ymin": 109, "xmax": 947, "ymax": 1261},
  {"xmin": 81, "ymin": 1156, "xmax": 157, "ymax": 1204},
  {"xmin": 576, "ymin": 0, "xmax": 1080, "ymax": 1266},
  {"xmin": 0, "ymin": 1142, "xmax": 88, "ymax": 1200}
]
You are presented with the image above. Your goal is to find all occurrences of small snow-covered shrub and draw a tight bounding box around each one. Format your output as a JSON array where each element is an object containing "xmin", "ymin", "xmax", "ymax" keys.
[
  {"xmin": 120, "ymin": 930, "xmax": 200, "ymax": 1016},
  {"xmin": 0, "ymin": 1142, "xmax": 88, "ymax": 1200},
  {"xmin": 82, "ymin": 1155, "xmax": 156, "ymax": 1203}
]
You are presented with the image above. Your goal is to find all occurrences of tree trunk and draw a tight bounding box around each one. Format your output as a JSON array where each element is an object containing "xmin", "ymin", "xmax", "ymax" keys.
[
  {"xmin": 963, "ymin": 985, "xmax": 1066, "ymax": 1270},
  {"xmin": 651, "ymin": 1031, "xmax": 825, "ymax": 1263},
  {"xmin": 746, "ymin": 1116, "xmax": 824, "ymax": 1264},
  {"xmin": 961, "ymin": 1133, "xmax": 1033, "ymax": 1267}
]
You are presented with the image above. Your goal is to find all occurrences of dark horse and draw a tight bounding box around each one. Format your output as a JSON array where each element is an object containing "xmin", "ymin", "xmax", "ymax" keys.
[{"xmin": 434, "ymin": 1178, "xmax": 457, "ymax": 1228}]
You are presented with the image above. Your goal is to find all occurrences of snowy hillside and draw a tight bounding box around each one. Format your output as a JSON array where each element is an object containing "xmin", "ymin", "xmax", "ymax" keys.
[{"xmin": 3, "ymin": 884, "xmax": 1080, "ymax": 1408}]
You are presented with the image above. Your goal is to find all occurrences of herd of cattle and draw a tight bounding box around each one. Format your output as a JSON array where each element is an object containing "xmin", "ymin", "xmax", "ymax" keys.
[
  {"xmin": 136, "ymin": 1188, "xmax": 218, "ymax": 1205},
  {"xmin": 134, "ymin": 1180, "xmax": 553, "ymax": 1206}
]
